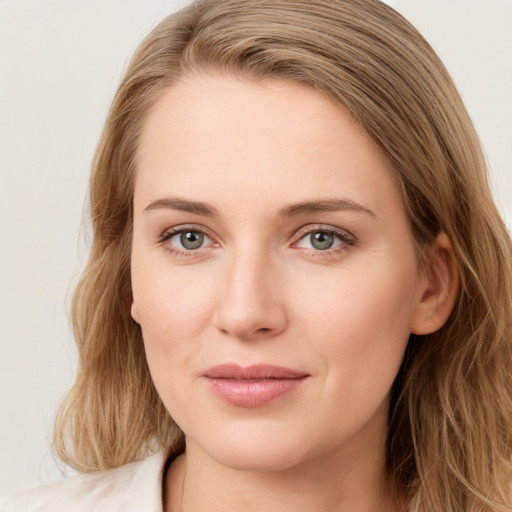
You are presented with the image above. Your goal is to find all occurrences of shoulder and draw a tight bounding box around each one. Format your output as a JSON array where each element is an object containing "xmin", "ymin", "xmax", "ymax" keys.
[{"xmin": 0, "ymin": 449, "xmax": 169, "ymax": 512}]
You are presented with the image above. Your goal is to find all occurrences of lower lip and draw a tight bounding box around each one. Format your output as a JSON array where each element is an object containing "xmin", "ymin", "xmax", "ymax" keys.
[{"xmin": 205, "ymin": 377, "xmax": 307, "ymax": 407}]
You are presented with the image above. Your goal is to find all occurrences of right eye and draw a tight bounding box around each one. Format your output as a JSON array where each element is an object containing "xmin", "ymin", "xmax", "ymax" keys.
[
  {"xmin": 168, "ymin": 230, "xmax": 210, "ymax": 251},
  {"xmin": 158, "ymin": 226, "xmax": 218, "ymax": 260}
]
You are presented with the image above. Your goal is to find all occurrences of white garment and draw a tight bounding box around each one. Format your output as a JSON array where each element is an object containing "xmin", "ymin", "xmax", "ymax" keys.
[{"xmin": 0, "ymin": 449, "xmax": 169, "ymax": 512}]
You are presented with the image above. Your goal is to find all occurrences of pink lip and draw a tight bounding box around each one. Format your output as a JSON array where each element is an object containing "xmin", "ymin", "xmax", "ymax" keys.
[{"xmin": 203, "ymin": 364, "xmax": 309, "ymax": 407}]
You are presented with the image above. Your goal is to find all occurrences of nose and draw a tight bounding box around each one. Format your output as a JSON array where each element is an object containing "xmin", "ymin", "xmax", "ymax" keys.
[{"xmin": 213, "ymin": 249, "xmax": 288, "ymax": 341}]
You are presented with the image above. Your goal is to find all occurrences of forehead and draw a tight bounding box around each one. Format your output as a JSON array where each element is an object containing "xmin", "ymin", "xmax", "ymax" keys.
[{"xmin": 134, "ymin": 75, "xmax": 403, "ymax": 219}]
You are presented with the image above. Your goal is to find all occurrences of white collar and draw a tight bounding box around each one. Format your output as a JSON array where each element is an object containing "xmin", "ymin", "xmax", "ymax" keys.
[{"xmin": 1, "ymin": 449, "xmax": 170, "ymax": 512}]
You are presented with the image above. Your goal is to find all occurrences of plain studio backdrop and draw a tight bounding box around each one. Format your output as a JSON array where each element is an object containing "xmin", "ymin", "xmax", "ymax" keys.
[{"xmin": 0, "ymin": 0, "xmax": 511, "ymax": 497}]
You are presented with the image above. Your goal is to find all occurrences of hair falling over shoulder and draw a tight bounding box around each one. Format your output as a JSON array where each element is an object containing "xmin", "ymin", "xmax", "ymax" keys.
[{"xmin": 53, "ymin": 1, "xmax": 512, "ymax": 510}]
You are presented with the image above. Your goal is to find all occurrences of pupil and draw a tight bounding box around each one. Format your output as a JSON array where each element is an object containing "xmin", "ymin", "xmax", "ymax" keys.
[
  {"xmin": 311, "ymin": 232, "xmax": 334, "ymax": 250},
  {"xmin": 181, "ymin": 231, "xmax": 204, "ymax": 250}
]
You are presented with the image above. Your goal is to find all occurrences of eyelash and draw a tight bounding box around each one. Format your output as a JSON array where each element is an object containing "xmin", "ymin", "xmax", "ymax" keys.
[
  {"xmin": 157, "ymin": 224, "xmax": 356, "ymax": 259},
  {"xmin": 157, "ymin": 225, "xmax": 218, "ymax": 259},
  {"xmin": 292, "ymin": 225, "xmax": 356, "ymax": 259}
]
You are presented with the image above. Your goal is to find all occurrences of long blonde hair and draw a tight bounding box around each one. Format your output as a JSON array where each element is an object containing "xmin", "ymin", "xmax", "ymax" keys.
[{"xmin": 54, "ymin": 1, "xmax": 512, "ymax": 510}]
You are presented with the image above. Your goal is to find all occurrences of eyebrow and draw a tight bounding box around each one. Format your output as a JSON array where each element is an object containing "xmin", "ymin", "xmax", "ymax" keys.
[
  {"xmin": 277, "ymin": 198, "xmax": 375, "ymax": 218},
  {"xmin": 143, "ymin": 196, "xmax": 375, "ymax": 218},
  {"xmin": 143, "ymin": 197, "xmax": 219, "ymax": 217}
]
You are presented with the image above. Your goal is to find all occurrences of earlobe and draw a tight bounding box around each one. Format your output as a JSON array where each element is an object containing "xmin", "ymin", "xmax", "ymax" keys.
[
  {"xmin": 131, "ymin": 302, "xmax": 140, "ymax": 324},
  {"xmin": 411, "ymin": 232, "xmax": 459, "ymax": 335}
]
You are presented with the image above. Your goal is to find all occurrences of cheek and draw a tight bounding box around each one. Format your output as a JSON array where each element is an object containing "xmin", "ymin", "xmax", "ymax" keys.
[
  {"xmin": 131, "ymin": 255, "xmax": 216, "ymax": 387},
  {"xmin": 293, "ymin": 253, "xmax": 417, "ymax": 380}
]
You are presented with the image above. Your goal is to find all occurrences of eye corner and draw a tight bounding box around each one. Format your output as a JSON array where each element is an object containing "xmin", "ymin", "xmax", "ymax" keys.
[
  {"xmin": 291, "ymin": 224, "xmax": 357, "ymax": 255},
  {"xmin": 156, "ymin": 224, "xmax": 220, "ymax": 258}
]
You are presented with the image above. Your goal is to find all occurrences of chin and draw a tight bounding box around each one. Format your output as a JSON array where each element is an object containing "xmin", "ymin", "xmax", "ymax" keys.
[
  {"xmin": 208, "ymin": 443, "xmax": 308, "ymax": 473},
  {"xmin": 185, "ymin": 419, "xmax": 323, "ymax": 473}
]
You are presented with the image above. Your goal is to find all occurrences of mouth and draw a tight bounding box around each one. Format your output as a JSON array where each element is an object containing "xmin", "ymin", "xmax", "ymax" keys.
[{"xmin": 203, "ymin": 364, "xmax": 310, "ymax": 407}]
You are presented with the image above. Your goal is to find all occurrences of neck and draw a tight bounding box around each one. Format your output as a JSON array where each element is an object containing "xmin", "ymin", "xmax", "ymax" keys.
[{"xmin": 164, "ymin": 420, "xmax": 401, "ymax": 512}]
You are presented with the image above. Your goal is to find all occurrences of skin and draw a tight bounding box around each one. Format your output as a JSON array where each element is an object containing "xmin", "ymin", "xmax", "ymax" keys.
[{"xmin": 131, "ymin": 75, "xmax": 458, "ymax": 512}]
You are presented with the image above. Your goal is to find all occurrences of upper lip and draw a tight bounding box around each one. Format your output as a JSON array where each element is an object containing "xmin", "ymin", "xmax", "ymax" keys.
[{"xmin": 204, "ymin": 364, "xmax": 309, "ymax": 380}]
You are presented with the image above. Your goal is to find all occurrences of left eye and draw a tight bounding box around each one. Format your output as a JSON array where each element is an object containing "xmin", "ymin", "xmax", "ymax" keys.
[
  {"xmin": 168, "ymin": 230, "xmax": 211, "ymax": 250},
  {"xmin": 297, "ymin": 230, "xmax": 345, "ymax": 251}
]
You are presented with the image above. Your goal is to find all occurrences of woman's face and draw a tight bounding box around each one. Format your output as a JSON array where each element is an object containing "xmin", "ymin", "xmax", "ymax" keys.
[{"xmin": 131, "ymin": 75, "xmax": 429, "ymax": 472}]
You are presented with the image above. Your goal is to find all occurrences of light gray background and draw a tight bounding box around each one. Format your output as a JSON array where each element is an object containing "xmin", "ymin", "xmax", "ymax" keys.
[{"xmin": 1, "ymin": 0, "xmax": 511, "ymax": 497}]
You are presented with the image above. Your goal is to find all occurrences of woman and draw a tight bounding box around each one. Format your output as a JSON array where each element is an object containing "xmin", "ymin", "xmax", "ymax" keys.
[{"xmin": 2, "ymin": 0, "xmax": 511, "ymax": 511}]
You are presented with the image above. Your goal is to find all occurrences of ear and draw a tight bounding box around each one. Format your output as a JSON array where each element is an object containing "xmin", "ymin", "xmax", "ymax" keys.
[
  {"xmin": 411, "ymin": 232, "xmax": 459, "ymax": 335},
  {"xmin": 131, "ymin": 301, "xmax": 141, "ymax": 324}
]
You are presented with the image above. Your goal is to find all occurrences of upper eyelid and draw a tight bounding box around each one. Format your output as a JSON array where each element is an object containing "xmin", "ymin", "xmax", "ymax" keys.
[
  {"xmin": 293, "ymin": 224, "xmax": 356, "ymax": 241},
  {"xmin": 159, "ymin": 224, "xmax": 218, "ymax": 242},
  {"xmin": 158, "ymin": 227, "xmax": 218, "ymax": 255}
]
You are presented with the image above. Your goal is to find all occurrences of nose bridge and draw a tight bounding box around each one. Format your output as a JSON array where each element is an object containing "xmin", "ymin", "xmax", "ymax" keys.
[{"xmin": 214, "ymin": 241, "xmax": 287, "ymax": 340}]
